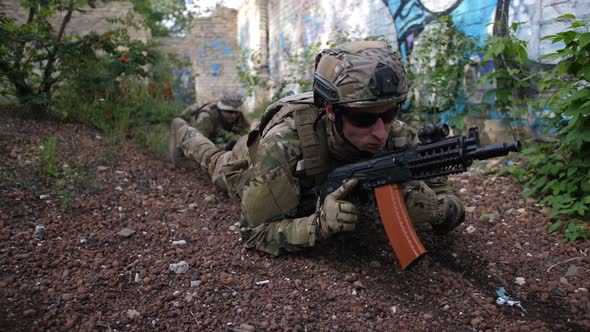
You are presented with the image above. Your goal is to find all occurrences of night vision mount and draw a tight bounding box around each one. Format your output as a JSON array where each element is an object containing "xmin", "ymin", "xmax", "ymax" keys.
[{"xmin": 368, "ymin": 63, "xmax": 400, "ymax": 97}]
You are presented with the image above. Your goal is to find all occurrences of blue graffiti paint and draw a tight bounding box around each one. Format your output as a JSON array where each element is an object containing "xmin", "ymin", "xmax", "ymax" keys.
[
  {"xmin": 210, "ymin": 63, "xmax": 220, "ymax": 77},
  {"xmin": 451, "ymin": 0, "xmax": 496, "ymax": 46},
  {"xmin": 196, "ymin": 50, "xmax": 204, "ymax": 57},
  {"xmin": 206, "ymin": 40, "xmax": 225, "ymax": 48},
  {"xmin": 222, "ymin": 47, "xmax": 233, "ymax": 55},
  {"xmin": 390, "ymin": 0, "xmax": 427, "ymax": 34}
]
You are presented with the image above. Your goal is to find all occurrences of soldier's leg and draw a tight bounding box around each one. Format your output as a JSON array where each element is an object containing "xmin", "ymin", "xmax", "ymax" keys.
[
  {"xmin": 168, "ymin": 118, "xmax": 189, "ymax": 168},
  {"xmin": 401, "ymin": 180, "xmax": 465, "ymax": 233},
  {"xmin": 168, "ymin": 118, "xmax": 231, "ymax": 191}
]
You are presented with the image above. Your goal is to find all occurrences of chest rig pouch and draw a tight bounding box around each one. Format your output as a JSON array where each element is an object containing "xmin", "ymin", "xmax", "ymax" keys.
[{"xmin": 246, "ymin": 92, "xmax": 329, "ymax": 184}]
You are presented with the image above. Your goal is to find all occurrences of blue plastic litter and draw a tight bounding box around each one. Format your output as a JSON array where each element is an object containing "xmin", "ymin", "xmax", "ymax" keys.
[{"xmin": 496, "ymin": 287, "xmax": 527, "ymax": 313}]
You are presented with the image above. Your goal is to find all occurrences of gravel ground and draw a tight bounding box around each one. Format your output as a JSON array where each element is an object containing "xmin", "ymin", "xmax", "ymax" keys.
[{"xmin": 0, "ymin": 110, "xmax": 589, "ymax": 332}]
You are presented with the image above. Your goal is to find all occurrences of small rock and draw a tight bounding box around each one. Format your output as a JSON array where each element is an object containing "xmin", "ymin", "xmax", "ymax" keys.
[
  {"xmin": 465, "ymin": 206, "xmax": 476, "ymax": 213},
  {"xmin": 117, "ymin": 227, "xmax": 135, "ymax": 238},
  {"xmin": 172, "ymin": 240, "xmax": 187, "ymax": 246},
  {"xmin": 465, "ymin": 225, "xmax": 476, "ymax": 234},
  {"xmin": 115, "ymin": 186, "xmax": 123, "ymax": 191},
  {"xmin": 169, "ymin": 261, "xmax": 189, "ymax": 274},
  {"xmin": 565, "ymin": 265, "xmax": 579, "ymax": 277},
  {"xmin": 480, "ymin": 213, "xmax": 496, "ymax": 222},
  {"xmin": 64, "ymin": 318, "xmax": 76, "ymax": 329},
  {"xmin": 188, "ymin": 203, "xmax": 198, "ymax": 210},
  {"xmin": 344, "ymin": 274, "xmax": 358, "ymax": 282},
  {"xmin": 23, "ymin": 309, "xmax": 36, "ymax": 317},
  {"xmin": 39, "ymin": 194, "xmax": 50, "ymax": 200},
  {"xmin": 204, "ymin": 195, "xmax": 216, "ymax": 203},
  {"xmin": 352, "ymin": 281, "xmax": 365, "ymax": 289},
  {"xmin": 126, "ymin": 309, "xmax": 140, "ymax": 320},
  {"xmin": 238, "ymin": 323, "xmax": 255, "ymax": 331},
  {"xmin": 191, "ymin": 280, "xmax": 201, "ymax": 287},
  {"xmin": 515, "ymin": 277, "xmax": 526, "ymax": 286},
  {"xmin": 369, "ymin": 261, "xmax": 381, "ymax": 268},
  {"xmin": 97, "ymin": 166, "xmax": 109, "ymax": 171},
  {"xmin": 33, "ymin": 225, "xmax": 47, "ymax": 240}
]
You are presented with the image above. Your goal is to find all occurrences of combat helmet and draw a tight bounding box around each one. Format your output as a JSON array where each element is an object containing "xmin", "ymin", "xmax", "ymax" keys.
[
  {"xmin": 217, "ymin": 95, "xmax": 243, "ymax": 112},
  {"xmin": 313, "ymin": 41, "xmax": 408, "ymax": 108}
]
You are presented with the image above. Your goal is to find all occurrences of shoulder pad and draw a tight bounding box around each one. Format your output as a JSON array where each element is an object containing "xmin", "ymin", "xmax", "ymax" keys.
[{"xmin": 279, "ymin": 91, "xmax": 314, "ymax": 104}]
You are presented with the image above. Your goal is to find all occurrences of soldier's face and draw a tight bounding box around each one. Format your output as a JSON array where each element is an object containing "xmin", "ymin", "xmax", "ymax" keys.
[
  {"xmin": 327, "ymin": 103, "xmax": 394, "ymax": 152},
  {"xmin": 221, "ymin": 110, "xmax": 240, "ymax": 124}
]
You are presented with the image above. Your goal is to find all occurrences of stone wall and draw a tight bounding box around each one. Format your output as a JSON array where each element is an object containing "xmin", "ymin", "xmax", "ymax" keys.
[{"xmin": 0, "ymin": 0, "xmax": 150, "ymax": 42}]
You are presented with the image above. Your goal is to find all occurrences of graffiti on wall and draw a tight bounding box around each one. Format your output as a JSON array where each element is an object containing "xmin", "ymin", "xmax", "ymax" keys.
[
  {"xmin": 195, "ymin": 40, "xmax": 234, "ymax": 78},
  {"xmin": 384, "ymin": 0, "xmax": 497, "ymax": 58}
]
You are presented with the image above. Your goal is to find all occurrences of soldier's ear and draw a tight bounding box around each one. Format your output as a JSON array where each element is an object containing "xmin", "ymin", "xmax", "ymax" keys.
[{"xmin": 325, "ymin": 103, "xmax": 336, "ymax": 122}]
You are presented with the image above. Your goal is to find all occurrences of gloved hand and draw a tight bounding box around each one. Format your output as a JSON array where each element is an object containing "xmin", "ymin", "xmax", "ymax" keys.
[{"xmin": 319, "ymin": 179, "xmax": 359, "ymax": 238}]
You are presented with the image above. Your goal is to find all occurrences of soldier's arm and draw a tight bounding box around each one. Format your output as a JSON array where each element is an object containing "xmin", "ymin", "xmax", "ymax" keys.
[
  {"xmin": 239, "ymin": 126, "xmax": 319, "ymax": 255},
  {"xmin": 194, "ymin": 112, "xmax": 214, "ymax": 138}
]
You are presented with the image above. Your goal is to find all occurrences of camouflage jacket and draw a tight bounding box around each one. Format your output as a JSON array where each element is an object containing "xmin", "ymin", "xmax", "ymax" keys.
[
  {"xmin": 181, "ymin": 102, "xmax": 249, "ymax": 147},
  {"xmin": 238, "ymin": 97, "xmax": 419, "ymax": 256}
]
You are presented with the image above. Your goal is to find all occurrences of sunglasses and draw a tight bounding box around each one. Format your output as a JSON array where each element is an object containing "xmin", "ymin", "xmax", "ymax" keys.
[{"xmin": 336, "ymin": 107, "xmax": 398, "ymax": 128}]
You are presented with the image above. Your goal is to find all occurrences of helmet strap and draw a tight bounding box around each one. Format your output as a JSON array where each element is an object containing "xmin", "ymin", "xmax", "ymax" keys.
[{"xmin": 333, "ymin": 111, "xmax": 357, "ymax": 148}]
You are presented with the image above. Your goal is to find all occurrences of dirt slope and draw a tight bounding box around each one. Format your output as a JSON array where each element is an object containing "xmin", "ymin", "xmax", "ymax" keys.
[{"xmin": 0, "ymin": 110, "xmax": 588, "ymax": 331}]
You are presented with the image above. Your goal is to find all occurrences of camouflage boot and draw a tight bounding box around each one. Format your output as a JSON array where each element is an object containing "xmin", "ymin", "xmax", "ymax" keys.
[{"xmin": 168, "ymin": 118, "xmax": 190, "ymax": 168}]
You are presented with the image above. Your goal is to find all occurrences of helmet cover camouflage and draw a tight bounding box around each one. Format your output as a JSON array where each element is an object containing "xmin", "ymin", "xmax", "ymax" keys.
[
  {"xmin": 313, "ymin": 41, "xmax": 408, "ymax": 108},
  {"xmin": 217, "ymin": 95, "xmax": 243, "ymax": 112}
]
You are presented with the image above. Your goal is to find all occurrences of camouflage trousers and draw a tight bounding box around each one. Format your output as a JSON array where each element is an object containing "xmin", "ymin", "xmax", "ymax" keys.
[{"xmin": 170, "ymin": 118, "xmax": 250, "ymax": 200}]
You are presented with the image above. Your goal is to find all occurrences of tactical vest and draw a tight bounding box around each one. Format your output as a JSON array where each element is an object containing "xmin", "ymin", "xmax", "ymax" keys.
[{"xmin": 247, "ymin": 92, "xmax": 329, "ymax": 183}]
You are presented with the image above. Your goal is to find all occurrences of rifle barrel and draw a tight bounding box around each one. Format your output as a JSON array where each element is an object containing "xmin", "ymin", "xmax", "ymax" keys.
[{"xmin": 466, "ymin": 141, "xmax": 522, "ymax": 160}]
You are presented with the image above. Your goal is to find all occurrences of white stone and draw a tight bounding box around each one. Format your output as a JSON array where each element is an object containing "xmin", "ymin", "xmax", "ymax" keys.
[{"xmin": 169, "ymin": 261, "xmax": 189, "ymax": 274}]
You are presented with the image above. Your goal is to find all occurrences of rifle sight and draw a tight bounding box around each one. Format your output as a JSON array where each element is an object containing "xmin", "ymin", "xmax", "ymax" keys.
[{"xmin": 418, "ymin": 123, "xmax": 450, "ymax": 144}]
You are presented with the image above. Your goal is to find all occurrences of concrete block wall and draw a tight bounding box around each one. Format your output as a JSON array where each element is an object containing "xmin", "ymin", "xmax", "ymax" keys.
[{"xmin": 190, "ymin": 6, "xmax": 241, "ymax": 105}]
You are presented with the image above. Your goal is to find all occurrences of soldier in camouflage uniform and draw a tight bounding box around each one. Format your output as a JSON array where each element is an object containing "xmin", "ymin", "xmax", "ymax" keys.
[
  {"xmin": 168, "ymin": 41, "xmax": 465, "ymax": 256},
  {"xmin": 178, "ymin": 95, "xmax": 249, "ymax": 152}
]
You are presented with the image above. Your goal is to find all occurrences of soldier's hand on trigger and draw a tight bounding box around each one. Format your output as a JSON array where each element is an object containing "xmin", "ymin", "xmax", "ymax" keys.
[{"xmin": 320, "ymin": 179, "xmax": 359, "ymax": 238}]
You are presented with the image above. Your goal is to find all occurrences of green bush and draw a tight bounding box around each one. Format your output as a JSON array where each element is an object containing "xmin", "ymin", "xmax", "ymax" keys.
[
  {"xmin": 478, "ymin": 21, "xmax": 537, "ymax": 142},
  {"xmin": 407, "ymin": 15, "xmax": 476, "ymax": 129},
  {"xmin": 506, "ymin": 15, "xmax": 590, "ymax": 241}
]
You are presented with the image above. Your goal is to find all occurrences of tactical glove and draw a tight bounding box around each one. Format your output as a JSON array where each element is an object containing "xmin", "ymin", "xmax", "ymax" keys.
[{"xmin": 318, "ymin": 179, "xmax": 359, "ymax": 239}]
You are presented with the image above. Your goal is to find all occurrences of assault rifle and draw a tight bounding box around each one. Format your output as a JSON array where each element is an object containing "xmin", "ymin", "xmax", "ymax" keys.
[{"xmin": 315, "ymin": 124, "xmax": 521, "ymax": 269}]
